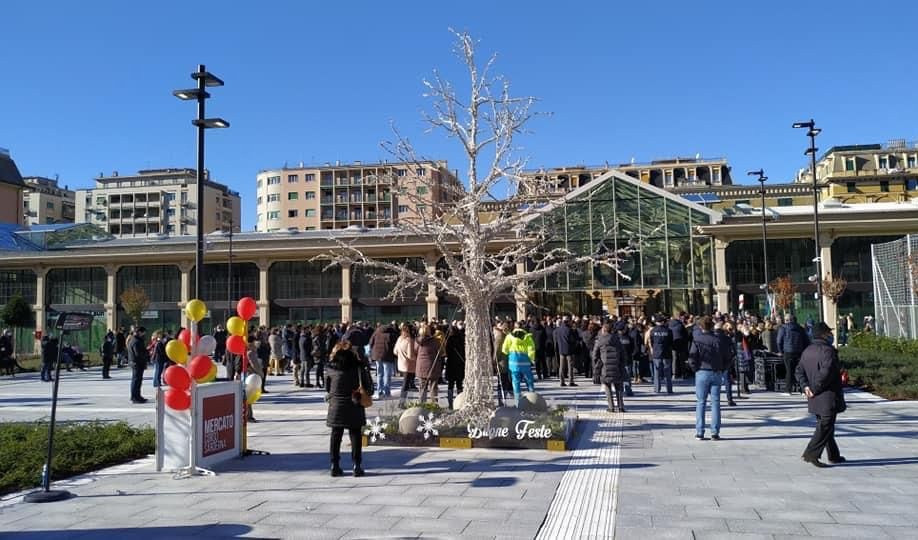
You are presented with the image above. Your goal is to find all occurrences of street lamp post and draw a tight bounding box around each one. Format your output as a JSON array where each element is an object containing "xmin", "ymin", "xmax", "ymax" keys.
[
  {"xmin": 748, "ymin": 169, "xmax": 770, "ymax": 313},
  {"xmin": 227, "ymin": 213, "xmax": 234, "ymax": 319},
  {"xmin": 173, "ymin": 65, "xmax": 229, "ymax": 300},
  {"xmin": 793, "ymin": 119, "xmax": 825, "ymax": 322}
]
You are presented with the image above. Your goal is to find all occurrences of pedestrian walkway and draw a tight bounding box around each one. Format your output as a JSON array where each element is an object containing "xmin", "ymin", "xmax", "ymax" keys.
[{"xmin": 2, "ymin": 369, "xmax": 917, "ymax": 539}]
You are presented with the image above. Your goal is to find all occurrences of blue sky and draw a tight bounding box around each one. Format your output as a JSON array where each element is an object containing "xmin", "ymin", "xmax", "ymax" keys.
[{"xmin": 2, "ymin": 1, "xmax": 916, "ymax": 231}]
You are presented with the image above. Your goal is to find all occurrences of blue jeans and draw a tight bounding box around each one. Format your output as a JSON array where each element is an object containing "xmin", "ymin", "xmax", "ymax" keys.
[
  {"xmin": 376, "ymin": 361, "xmax": 394, "ymax": 396},
  {"xmin": 695, "ymin": 370, "xmax": 723, "ymax": 436},
  {"xmin": 510, "ymin": 365, "xmax": 535, "ymax": 405},
  {"xmin": 152, "ymin": 359, "xmax": 164, "ymax": 388},
  {"xmin": 652, "ymin": 357, "xmax": 672, "ymax": 393}
]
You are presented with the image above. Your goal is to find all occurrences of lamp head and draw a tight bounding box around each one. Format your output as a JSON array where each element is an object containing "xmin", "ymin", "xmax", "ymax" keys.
[{"xmin": 792, "ymin": 120, "xmax": 815, "ymax": 129}]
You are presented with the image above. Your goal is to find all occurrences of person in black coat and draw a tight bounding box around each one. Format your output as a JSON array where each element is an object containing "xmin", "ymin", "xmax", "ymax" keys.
[
  {"xmin": 40, "ymin": 334, "xmax": 59, "ymax": 382},
  {"xmin": 777, "ymin": 314, "xmax": 810, "ymax": 395},
  {"xmin": 796, "ymin": 323, "xmax": 847, "ymax": 467},
  {"xmin": 529, "ymin": 318, "xmax": 548, "ymax": 381},
  {"xmin": 553, "ymin": 317, "xmax": 578, "ymax": 386},
  {"xmin": 100, "ymin": 330, "xmax": 115, "ymax": 379},
  {"xmin": 592, "ymin": 322, "xmax": 626, "ymax": 412},
  {"xmin": 445, "ymin": 324, "xmax": 466, "ymax": 409},
  {"xmin": 127, "ymin": 327, "xmax": 149, "ymax": 404},
  {"xmin": 325, "ymin": 340, "xmax": 371, "ymax": 477}
]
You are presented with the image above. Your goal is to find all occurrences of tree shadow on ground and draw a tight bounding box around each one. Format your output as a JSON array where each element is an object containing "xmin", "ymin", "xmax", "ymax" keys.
[{"xmin": 834, "ymin": 456, "xmax": 918, "ymax": 467}]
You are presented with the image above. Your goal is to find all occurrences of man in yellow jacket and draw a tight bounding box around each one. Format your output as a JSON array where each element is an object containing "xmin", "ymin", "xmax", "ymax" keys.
[{"xmin": 502, "ymin": 321, "xmax": 537, "ymax": 406}]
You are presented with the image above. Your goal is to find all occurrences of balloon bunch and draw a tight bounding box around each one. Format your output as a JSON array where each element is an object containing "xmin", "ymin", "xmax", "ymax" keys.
[
  {"xmin": 226, "ymin": 297, "xmax": 262, "ymax": 406},
  {"xmin": 162, "ymin": 299, "xmax": 217, "ymax": 411}
]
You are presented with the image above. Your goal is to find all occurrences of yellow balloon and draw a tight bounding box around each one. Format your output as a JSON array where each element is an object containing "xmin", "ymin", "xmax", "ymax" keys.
[
  {"xmin": 165, "ymin": 339, "xmax": 189, "ymax": 364},
  {"xmin": 245, "ymin": 388, "xmax": 262, "ymax": 405},
  {"xmin": 226, "ymin": 316, "xmax": 246, "ymax": 337},
  {"xmin": 185, "ymin": 299, "xmax": 207, "ymax": 322},
  {"xmin": 197, "ymin": 363, "xmax": 218, "ymax": 384}
]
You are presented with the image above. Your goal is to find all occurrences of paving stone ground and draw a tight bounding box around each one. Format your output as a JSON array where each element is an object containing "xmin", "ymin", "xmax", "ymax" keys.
[{"xmin": 1, "ymin": 365, "xmax": 916, "ymax": 539}]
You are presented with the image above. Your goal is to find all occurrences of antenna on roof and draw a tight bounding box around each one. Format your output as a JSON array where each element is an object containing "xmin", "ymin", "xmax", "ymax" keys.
[
  {"xmin": 630, "ymin": 157, "xmax": 635, "ymax": 165},
  {"xmin": 695, "ymin": 153, "xmax": 701, "ymax": 159}
]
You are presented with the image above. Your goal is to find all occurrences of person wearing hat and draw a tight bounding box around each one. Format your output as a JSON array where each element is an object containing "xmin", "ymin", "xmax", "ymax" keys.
[
  {"xmin": 648, "ymin": 314, "xmax": 674, "ymax": 394},
  {"xmin": 795, "ymin": 322, "xmax": 846, "ymax": 467},
  {"xmin": 127, "ymin": 326, "xmax": 150, "ymax": 404}
]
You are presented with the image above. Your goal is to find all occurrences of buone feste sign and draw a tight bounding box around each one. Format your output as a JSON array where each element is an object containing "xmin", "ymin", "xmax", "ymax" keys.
[{"xmin": 466, "ymin": 420, "xmax": 553, "ymax": 440}]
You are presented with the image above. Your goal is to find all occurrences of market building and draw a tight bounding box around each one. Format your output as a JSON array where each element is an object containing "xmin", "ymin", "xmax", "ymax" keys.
[{"xmin": 2, "ymin": 159, "xmax": 918, "ymax": 354}]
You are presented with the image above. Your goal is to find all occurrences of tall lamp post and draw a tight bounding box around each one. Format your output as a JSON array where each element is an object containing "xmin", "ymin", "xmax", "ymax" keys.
[
  {"xmin": 226, "ymin": 213, "xmax": 234, "ymax": 320},
  {"xmin": 173, "ymin": 65, "xmax": 230, "ymax": 300},
  {"xmin": 747, "ymin": 169, "xmax": 770, "ymax": 314},
  {"xmin": 792, "ymin": 119, "xmax": 825, "ymax": 322}
]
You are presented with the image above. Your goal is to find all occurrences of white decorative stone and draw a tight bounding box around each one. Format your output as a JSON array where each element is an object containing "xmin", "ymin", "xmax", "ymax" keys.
[
  {"xmin": 398, "ymin": 406, "xmax": 424, "ymax": 435},
  {"xmin": 489, "ymin": 406, "xmax": 522, "ymax": 430},
  {"xmin": 453, "ymin": 392, "xmax": 467, "ymax": 410},
  {"xmin": 518, "ymin": 391, "xmax": 549, "ymax": 412}
]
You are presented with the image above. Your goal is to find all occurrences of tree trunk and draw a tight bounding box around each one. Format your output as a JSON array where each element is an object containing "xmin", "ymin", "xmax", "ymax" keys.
[{"xmin": 459, "ymin": 292, "xmax": 496, "ymax": 421}]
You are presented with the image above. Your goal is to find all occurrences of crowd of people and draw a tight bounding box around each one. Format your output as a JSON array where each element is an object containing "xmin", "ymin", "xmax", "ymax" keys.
[{"xmin": 13, "ymin": 304, "xmax": 856, "ymax": 473}]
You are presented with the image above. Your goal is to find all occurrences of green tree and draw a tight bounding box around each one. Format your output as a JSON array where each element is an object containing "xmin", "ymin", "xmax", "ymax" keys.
[
  {"xmin": 119, "ymin": 287, "xmax": 150, "ymax": 327},
  {"xmin": 1, "ymin": 294, "xmax": 32, "ymax": 329}
]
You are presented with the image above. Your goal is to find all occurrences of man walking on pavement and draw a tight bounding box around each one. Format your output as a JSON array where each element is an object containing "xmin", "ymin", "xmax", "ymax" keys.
[
  {"xmin": 649, "ymin": 314, "xmax": 674, "ymax": 394},
  {"xmin": 777, "ymin": 314, "xmax": 810, "ymax": 395},
  {"xmin": 796, "ymin": 322, "xmax": 846, "ymax": 467},
  {"xmin": 669, "ymin": 312, "xmax": 688, "ymax": 379}
]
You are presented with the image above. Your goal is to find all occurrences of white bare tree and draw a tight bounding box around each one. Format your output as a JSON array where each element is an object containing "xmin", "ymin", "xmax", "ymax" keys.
[{"xmin": 323, "ymin": 30, "xmax": 632, "ymax": 424}]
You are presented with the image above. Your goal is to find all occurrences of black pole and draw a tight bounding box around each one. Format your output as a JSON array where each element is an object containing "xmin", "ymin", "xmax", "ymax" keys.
[
  {"xmin": 808, "ymin": 121, "xmax": 825, "ymax": 322},
  {"xmin": 195, "ymin": 64, "xmax": 206, "ymax": 301},
  {"xmin": 759, "ymin": 178, "xmax": 769, "ymax": 292},
  {"xmin": 24, "ymin": 332, "xmax": 71, "ymax": 503}
]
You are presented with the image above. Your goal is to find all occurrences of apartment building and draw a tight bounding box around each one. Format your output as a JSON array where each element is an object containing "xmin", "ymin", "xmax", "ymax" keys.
[
  {"xmin": 255, "ymin": 160, "xmax": 462, "ymax": 232},
  {"xmin": 75, "ymin": 168, "xmax": 241, "ymax": 238},
  {"xmin": 22, "ymin": 176, "xmax": 75, "ymax": 225},
  {"xmin": 519, "ymin": 156, "xmax": 733, "ymax": 196},
  {"xmin": 0, "ymin": 148, "xmax": 26, "ymax": 226},
  {"xmin": 794, "ymin": 140, "xmax": 918, "ymax": 203}
]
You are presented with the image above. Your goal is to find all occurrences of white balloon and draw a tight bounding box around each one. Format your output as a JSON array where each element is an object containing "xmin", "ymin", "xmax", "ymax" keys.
[
  {"xmin": 194, "ymin": 335, "xmax": 217, "ymax": 356},
  {"xmin": 244, "ymin": 374, "xmax": 262, "ymax": 396}
]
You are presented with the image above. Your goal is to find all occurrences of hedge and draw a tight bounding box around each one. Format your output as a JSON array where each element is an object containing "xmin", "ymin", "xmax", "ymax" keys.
[
  {"xmin": 839, "ymin": 343, "xmax": 918, "ymax": 401},
  {"xmin": 0, "ymin": 421, "xmax": 154, "ymax": 495}
]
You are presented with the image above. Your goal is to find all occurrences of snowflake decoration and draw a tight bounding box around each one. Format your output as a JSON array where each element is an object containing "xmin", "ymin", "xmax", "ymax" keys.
[
  {"xmin": 364, "ymin": 416, "xmax": 388, "ymax": 443},
  {"xmin": 416, "ymin": 412, "xmax": 439, "ymax": 440}
]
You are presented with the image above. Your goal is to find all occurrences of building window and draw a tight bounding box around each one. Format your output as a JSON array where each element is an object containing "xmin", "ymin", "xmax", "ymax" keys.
[
  {"xmin": 267, "ymin": 193, "xmax": 280, "ymax": 202},
  {"xmin": 256, "ymin": 196, "xmax": 263, "ymax": 205},
  {"xmin": 288, "ymin": 192, "xmax": 299, "ymax": 201},
  {"xmin": 415, "ymin": 168, "xmax": 426, "ymax": 176},
  {"xmin": 907, "ymin": 155, "xmax": 917, "ymax": 168},
  {"xmin": 46, "ymin": 202, "xmax": 54, "ymax": 209},
  {"xmin": 907, "ymin": 179, "xmax": 918, "ymax": 191},
  {"xmin": 257, "ymin": 179, "xmax": 263, "ymax": 188},
  {"xmin": 305, "ymin": 173, "xmax": 315, "ymax": 182},
  {"xmin": 256, "ymin": 213, "xmax": 262, "ymax": 222},
  {"xmin": 288, "ymin": 209, "xmax": 298, "ymax": 218},
  {"xmin": 777, "ymin": 197, "xmax": 793, "ymax": 207},
  {"xmin": 416, "ymin": 204, "xmax": 427, "ymax": 213},
  {"xmin": 416, "ymin": 186, "xmax": 429, "ymax": 195},
  {"xmin": 288, "ymin": 174, "xmax": 298, "ymax": 183},
  {"xmin": 267, "ymin": 176, "xmax": 281, "ymax": 185},
  {"xmin": 305, "ymin": 192, "xmax": 316, "ymax": 200},
  {"xmin": 880, "ymin": 181, "xmax": 890, "ymax": 192},
  {"xmin": 846, "ymin": 182, "xmax": 856, "ymax": 193},
  {"xmin": 664, "ymin": 170, "xmax": 674, "ymax": 187},
  {"xmin": 267, "ymin": 211, "xmax": 280, "ymax": 220},
  {"xmin": 95, "ymin": 197, "xmax": 105, "ymax": 205},
  {"xmin": 398, "ymin": 205, "xmax": 408, "ymax": 213},
  {"xmin": 734, "ymin": 199, "xmax": 750, "ymax": 206},
  {"xmin": 305, "ymin": 209, "xmax": 316, "ymax": 217},
  {"xmin": 879, "ymin": 157, "xmax": 888, "ymax": 169},
  {"xmin": 396, "ymin": 169, "xmax": 406, "ymax": 177},
  {"xmin": 845, "ymin": 158, "xmax": 855, "ymax": 171}
]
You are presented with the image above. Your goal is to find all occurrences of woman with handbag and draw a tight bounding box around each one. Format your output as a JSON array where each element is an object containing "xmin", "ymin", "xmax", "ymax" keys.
[{"xmin": 325, "ymin": 339, "xmax": 371, "ymax": 477}]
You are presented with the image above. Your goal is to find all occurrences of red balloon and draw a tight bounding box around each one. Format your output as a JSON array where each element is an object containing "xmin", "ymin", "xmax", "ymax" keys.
[
  {"xmin": 164, "ymin": 389, "xmax": 191, "ymax": 410},
  {"xmin": 178, "ymin": 329, "xmax": 192, "ymax": 348},
  {"xmin": 237, "ymin": 297, "xmax": 257, "ymax": 321},
  {"xmin": 226, "ymin": 334, "xmax": 246, "ymax": 356},
  {"xmin": 163, "ymin": 365, "xmax": 191, "ymax": 391},
  {"xmin": 188, "ymin": 355, "xmax": 213, "ymax": 380}
]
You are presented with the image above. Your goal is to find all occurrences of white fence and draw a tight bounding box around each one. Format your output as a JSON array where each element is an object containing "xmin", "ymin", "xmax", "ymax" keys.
[{"xmin": 872, "ymin": 235, "xmax": 918, "ymax": 339}]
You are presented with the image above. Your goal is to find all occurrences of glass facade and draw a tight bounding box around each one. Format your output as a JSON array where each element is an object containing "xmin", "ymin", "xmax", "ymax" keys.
[
  {"xmin": 118, "ymin": 265, "xmax": 181, "ymax": 303},
  {"xmin": 352, "ymin": 258, "xmax": 426, "ymax": 323},
  {"xmin": 530, "ymin": 173, "xmax": 715, "ymax": 314},
  {"xmin": 192, "ymin": 263, "xmax": 259, "ymax": 303},
  {"xmin": 47, "ymin": 267, "xmax": 106, "ymax": 306},
  {"xmin": 0, "ymin": 269, "xmax": 37, "ymax": 305},
  {"xmin": 269, "ymin": 261, "xmax": 342, "ymax": 325}
]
